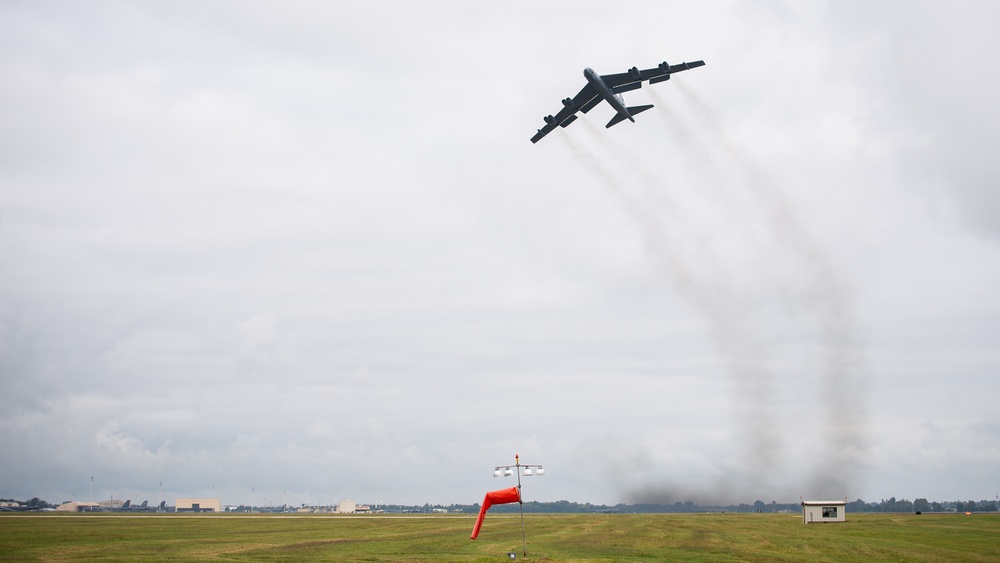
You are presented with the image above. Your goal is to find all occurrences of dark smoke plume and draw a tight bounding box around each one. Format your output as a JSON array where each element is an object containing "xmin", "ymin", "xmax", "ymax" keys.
[
  {"xmin": 563, "ymin": 84, "xmax": 866, "ymax": 504},
  {"xmin": 672, "ymin": 81, "xmax": 867, "ymax": 498}
]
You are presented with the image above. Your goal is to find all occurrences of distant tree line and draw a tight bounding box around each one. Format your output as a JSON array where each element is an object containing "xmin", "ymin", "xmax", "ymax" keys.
[
  {"xmin": 426, "ymin": 497, "xmax": 1000, "ymax": 515},
  {"xmin": 846, "ymin": 497, "xmax": 999, "ymax": 513},
  {"xmin": 5, "ymin": 496, "xmax": 998, "ymax": 514}
]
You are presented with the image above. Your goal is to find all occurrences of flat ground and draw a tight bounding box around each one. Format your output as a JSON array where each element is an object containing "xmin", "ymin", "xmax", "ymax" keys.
[{"xmin": 1, "ymin": 512, "xmax": 997, "ymax": 561}]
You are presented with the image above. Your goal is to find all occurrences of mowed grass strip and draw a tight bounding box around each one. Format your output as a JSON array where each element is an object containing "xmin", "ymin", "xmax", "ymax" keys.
[{"xmin": 1, "ymin": 512, "xmax": 998, "ymax": 562}]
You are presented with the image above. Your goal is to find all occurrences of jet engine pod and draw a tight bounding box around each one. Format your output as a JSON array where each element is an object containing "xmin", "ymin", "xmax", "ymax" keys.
[
  {"xmin": 629, "ymin": 66, "xmax": 641, "ymax": 79},
  {"xmin": 544, "ymin": 115, "xmax": 558, "ymax": 125},
  {"xmin": 658, "ymin": 61, "xmax": 670, "ymax": 72},
  {"xmin": 562, "ymin": 97, "xmax": 576, "ymax": 109}
]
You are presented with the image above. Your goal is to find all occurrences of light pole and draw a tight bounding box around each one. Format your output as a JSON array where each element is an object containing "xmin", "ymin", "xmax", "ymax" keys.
[{"xmin": 493, "ymin": 454, "xmax": 544, "ymax": 559}]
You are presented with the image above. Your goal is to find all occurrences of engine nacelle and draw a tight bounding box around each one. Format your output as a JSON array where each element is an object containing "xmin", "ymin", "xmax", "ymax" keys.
[
  {"xmin": 562, "ymin": 97, "xmax": 575, "ymax": 109},
  {"xmin": 659, "ymin": 61, "xmax": 670, "ymax": 72},
  {"xmin": 544, "ymin": 115, "xmax": 558, "ymax": 126},
  {"xmin": 629, "ymin": 66, "xmax": 641, "ymax": 79}
]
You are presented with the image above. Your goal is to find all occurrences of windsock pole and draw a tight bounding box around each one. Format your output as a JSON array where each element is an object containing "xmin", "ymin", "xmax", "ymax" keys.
[
  {"xmin": 481, "ymin": 453, "xmax": 544, "ymax": 558},
  {"xmin": 515, "ymin": 454, "xmax": 527, "ymax": 559}
]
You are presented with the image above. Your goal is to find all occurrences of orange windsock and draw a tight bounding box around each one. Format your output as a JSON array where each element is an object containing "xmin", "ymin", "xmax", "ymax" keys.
[{"xmin": 470, "ymin": 486, "xmax": 521, "ymax": 540}]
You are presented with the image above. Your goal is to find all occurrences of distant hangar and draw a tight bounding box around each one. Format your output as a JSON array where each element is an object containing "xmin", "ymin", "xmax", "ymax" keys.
[{"xmin": 176, "ymin": 498, "xmax": 221, "ymax": 513}]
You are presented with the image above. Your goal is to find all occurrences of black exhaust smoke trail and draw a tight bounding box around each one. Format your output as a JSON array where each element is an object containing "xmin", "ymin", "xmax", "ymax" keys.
[
  {"xmin": 647, "ymin": 88, "xmax": 779, "ymax": 262},
  {"xmin": 559, "ymin": 83, "xmax": 866, "ymax": 502},
  {"xmin": 640, "ymin": 95, "xmax": 787, "ymax": 499},
  {"xmin": 563, "ymin": 116, "xmax": 786, "ymax": 503},
  {"xmin": 671, "ymin": 80, "xmax": 867, "ymax": 498},
  {"xmin": 568, "ymin": 118, "xmax": 720, "ymax": 308},
  {"xmin": 559, "ymin": 124, "xmax": 698, "ymax": 302}
]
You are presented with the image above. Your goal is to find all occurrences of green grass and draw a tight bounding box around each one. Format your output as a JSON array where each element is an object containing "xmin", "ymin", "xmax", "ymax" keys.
[{"xmin": 1, "ymin": 512, "xmax": 998, "ymax": 562}]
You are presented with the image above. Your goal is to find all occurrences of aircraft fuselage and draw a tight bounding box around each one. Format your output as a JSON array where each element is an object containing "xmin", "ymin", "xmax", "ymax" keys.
[{"xmin": 583, "ymin": 67, "xmax": 634, "ymax": 123}]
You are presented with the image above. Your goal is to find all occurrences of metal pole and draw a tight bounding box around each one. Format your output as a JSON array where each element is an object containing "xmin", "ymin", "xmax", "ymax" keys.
[{"xmin": 515, "ymin": 455, "xmax": 527, "ymax": 559}]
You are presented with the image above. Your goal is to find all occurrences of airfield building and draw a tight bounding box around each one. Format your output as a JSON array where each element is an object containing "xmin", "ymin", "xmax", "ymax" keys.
[
  {"xmin": 56, "ymin": 501, "xmax": 100, "ymax": 512},
  {"xmin": 98, "ymin": 499, "xmax": 127, "ymax": 510},
  {"xmin": 175, "ymin": 498, "xmax": 221, "ymax": 512},
  {"xmin": 802, "ymin": 500, "xmax": 846, "ymax": 523}
]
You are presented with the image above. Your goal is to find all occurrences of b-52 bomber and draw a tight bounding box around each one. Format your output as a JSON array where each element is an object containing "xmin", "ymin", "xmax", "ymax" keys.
[{"xmin": 530, "ymin": 59, "xmax": 705, "ymax": 143}]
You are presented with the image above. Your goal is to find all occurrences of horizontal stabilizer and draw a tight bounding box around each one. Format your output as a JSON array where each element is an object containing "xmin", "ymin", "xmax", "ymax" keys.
[
  {"xmin": 606, "ymin": 113, "xmax": 629, "ymax": 128},
  {"xmin": 606, "ymin": 105, "xmax": 654, "ymax": 129},
  {"xmin": 629, "ymin": 104, "xmax": 653, "ymax": 116}
]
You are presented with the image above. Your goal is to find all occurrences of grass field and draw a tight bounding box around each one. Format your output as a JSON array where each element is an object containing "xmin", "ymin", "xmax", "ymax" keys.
[{"xmin": 2, "ymin": 512, "xmax": 998, "ymax": 562}]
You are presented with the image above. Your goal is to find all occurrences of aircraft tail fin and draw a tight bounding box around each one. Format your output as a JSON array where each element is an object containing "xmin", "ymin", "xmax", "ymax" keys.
[{"xmin": 606, "ymin": 105, "xmax": 654, "ymax": 128}]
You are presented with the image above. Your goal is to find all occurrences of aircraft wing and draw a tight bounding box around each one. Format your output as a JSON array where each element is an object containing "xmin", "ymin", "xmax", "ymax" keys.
[
  {"xmin": 570, "ymin": 83, "xmax": 601, "ymax": 114},
  {"xmin": 530, "ymin": 122, "xmax": 558, "ymax": 144},
  {"xmin": 530, "ymin": 83, "xmax": 597, "ymax": 144},
  {"xmin": 602, "ymin": 60, "xmax": 706, "ymax": 93}
]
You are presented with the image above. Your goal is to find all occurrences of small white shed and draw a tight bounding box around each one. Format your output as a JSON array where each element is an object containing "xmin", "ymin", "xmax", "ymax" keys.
[{"xmin": 802, "ymin": 500, "xmax": 846, "ymax": 523}]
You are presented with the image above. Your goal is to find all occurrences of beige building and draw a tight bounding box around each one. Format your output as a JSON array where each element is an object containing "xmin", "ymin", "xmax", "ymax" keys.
[
  {"xmin": 335, "ymin": 500, "xmax": 371, "ymax": 514},
  {"xmin": 802, "ymin": 500, "xmax": 846, "ymax": 523},
  {"xmin": 176, "ymin": 498, "xmax": 221, "ymax": 512},
  {"xmin": 56, "ymin": 501, "xmax": 100, "ymax": 512},
  {"xmin": 98, "ymin": 499, "xmax": 126, "ymax": 510}
]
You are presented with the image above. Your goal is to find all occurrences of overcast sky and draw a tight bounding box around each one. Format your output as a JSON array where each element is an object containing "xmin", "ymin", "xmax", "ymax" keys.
[{"xmin": 2, "ymin": 0, "xmax": 999, "ymax": 508}]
